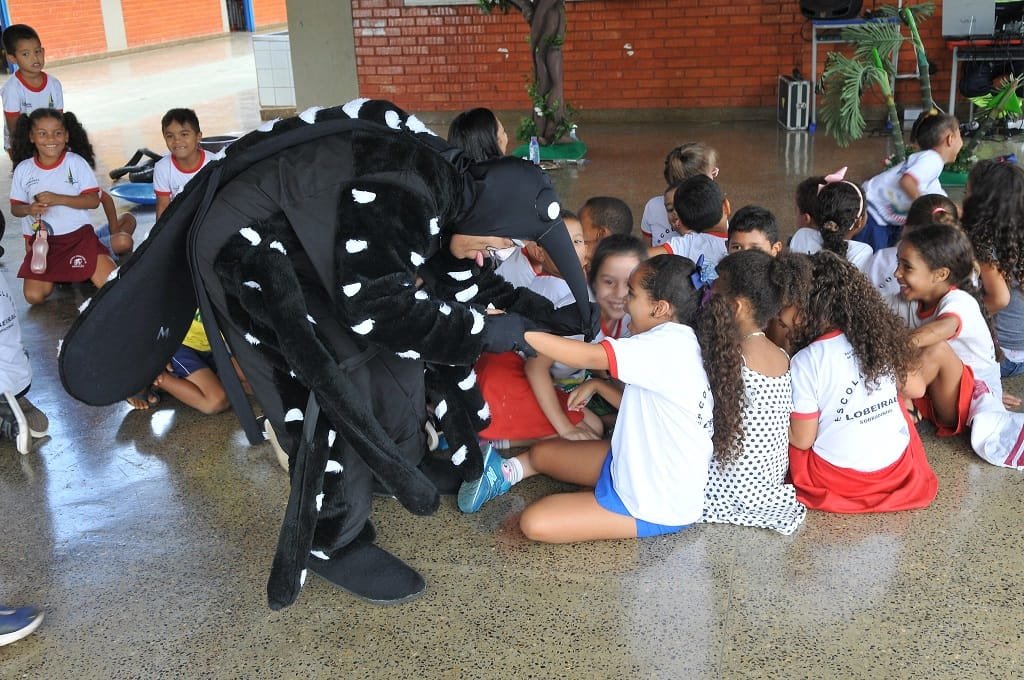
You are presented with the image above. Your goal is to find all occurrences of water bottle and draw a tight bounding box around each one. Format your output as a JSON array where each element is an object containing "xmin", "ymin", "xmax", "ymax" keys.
[
  {"xmin": 30, "ymin": 224, "xmax": 48, "ymax": 275},
  {"xmin": 528, "ymin": 136, "xmax": 541, "ymax": 165}
]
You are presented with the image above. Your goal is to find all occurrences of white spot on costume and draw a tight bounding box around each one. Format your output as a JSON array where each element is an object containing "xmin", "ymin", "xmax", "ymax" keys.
[
  {"xmin": 352, "ymin": 319, "xmax": 375, "ymax": 335},
  {"xmin": 311, "ymin": 550, "xmax": 329, "ymax": 560},
  {"xmin": 397, "ymin": 350, "xmax": 421, "ymax": 360},
  {"xmin": 439, "ymin": 303, "xmax": 451, "ymax": 316},
  {"xmin": 285, "ymin": 408, "xmax": 303, "ymax": 422},
  {"xmin": 244, "ymin": 333, "xmax": 260, "ymax": 346},
  {"xmin": 451, "ymin": 446, "xmax": 467, "ymax": 465},
  {"xmin": 327, "ymin": 430, "xmax": 337, "ymax": 448},
  {"xmin": 414, "ymin": 290, "xmax": 428, "ymax": 301},
  {"xmin": 455, "ymin": 285, "xmax": 479, "ymax": 303},
  {"xmin": 316, "ymin": 493, "xmax": 325, "ymax": 512},
  {"xmin": 346, "ymin": 240, "xmax": 368, "ymax": 254},
  {"xmin": 384, "ymin": 110, "xmax": 402, "ymax": 129},
  {"xmin": 269, "ymin": 241, "xmax": 287, "ymax": 255},
  {"xmin": 239, "ymin": 227, "xmax": 261, "ymax": 246},
  {"xmin": 429, "ymin": 217, "xmax": 440, "ymax": 235},
  {"xmin": 243, "ymin": 281, "xmax": 262, "ymax": 291},
  {"xmin": 410, "ymin": 252, "xmax": 424, "ymax": 266},
  {"xmin": 342, "ymin": 98, "xmax": 370, "ymax": 118},
  {"xmin": 298, "ymin": 106, "xmax": 323, "ymax": 124},
  {"xmin": 352, "ymin": 189, "xmax": 376, "ymax": 204},
  {"xmin": 448, "ymin": 270, "xmax": 472, "ymax": 282},
  {"xmin": 470, "ymin": 309, "xmax": 484, "ymax": 335},
  {"xmin": 435, "ymin": 400, "xmax": 448, "ymax": 421},
  {"xmin": 325, "ymin": 460, "xmax": 343, "ymax": 474},
  {"xmin": 458, "ymin": 371, "xmax": 477, "ymax": 391},
  {"xmin": 342, "ymin": 282, "xmax": 362, "ymax": 299}
]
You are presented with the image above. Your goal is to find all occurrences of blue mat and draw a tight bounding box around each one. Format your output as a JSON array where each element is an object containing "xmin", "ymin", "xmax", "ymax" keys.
[{"xmin": 108, "ymin": 182, "xmax": 156, "ymax": 206}]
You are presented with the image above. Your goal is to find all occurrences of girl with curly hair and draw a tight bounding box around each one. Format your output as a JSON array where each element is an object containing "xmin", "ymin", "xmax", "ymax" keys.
[
  {"xmin": 788, "ymin": 251, "xmax": 937, "ymax": 513},
  {"xmin": 866, "ymin": 193, "xmax": 959, "ymax": 298},
  {"xmin": 698, "ymin": 249, "xmax": 811, "ymax": 535},
  {"xmin": 789, "ymin": 178, "xmax": 873, "ymax": 273},
  {"xmin": 9, "ymin": 108, "xmax": 117, "ymax": 304},
  {"xmin": 960, "ymin": 160, "xmax": 1024, "ymax": 380},
  {"xmin": 457, "ymin": 255, "xmax": 716, "ymax": 543}
]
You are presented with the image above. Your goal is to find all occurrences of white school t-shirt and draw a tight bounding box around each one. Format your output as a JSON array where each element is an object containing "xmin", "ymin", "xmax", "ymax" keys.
[
  {"xmin": 153, "ymin": 149, "xmax": 221, "ymax": 201},
  {"xmin": 788, "ymin": 227, "xmax": 873, "ymax": 272},
  {"xmin": 866, "ymin": 246, "xmax": 899, "ymax": 297},
  {"xmin": 0, "ymin": 274, "xmax": 32, "ymax": 395},
  {"xmin": 662, "ymin": 232, "xmax": 728, "ymax": 282},
  {"xmin": 862, "ymin": 149, "xmax": 946, "ymax": 226},
  {"xmin": 10, "ymin": 151, "xmax": 99, "ymax": 236},
  {"xmin": 641, "ymin": 195, "xmax": 675, "ymax": 247},
  {"xmin": 494, "ymin": 247, "xmax": 537, "ymax": 288},
  {"xmin": 1, "ymin": 71, "xmax": 64, "ymax": 149},
  {"xmin": 599, "ymin": 322, "xmax": 714, "ymax": 525},
  {"xmin": 886, "ymin": 288, "xmax": 1002, "ymax": 400},
  {"xmin": 790, "ymin": 330, "xmax": 909, "ymax": 471}
]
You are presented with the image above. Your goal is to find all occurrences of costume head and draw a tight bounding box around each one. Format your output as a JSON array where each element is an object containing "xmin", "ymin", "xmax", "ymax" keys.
[{"xmin": 454, "ymin": 156, "xmax": 594, "ymax": 335}]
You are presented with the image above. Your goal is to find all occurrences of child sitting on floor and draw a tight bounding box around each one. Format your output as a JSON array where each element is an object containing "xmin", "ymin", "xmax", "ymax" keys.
[
  {"xmin": 475, "ymin": 212, "xmax": 604, "ymax": 446},
  {"xmin": 727, "ymin": 205, "xmax": 783, "ymax": 255},
  {"xmin": 640, "ymin": 142, "xmax": 718, "ymax": 247},
  {"xmin": 789, "ymin": 176, "xmax": 872, "ymax": 272},
  {"xmin": 866, "ymin": 193, "xmax": 959, "ymax": 298},
  {"xmin": 9, "ymin": 109, "xmax": 115, "ymax": 305},
  {"xmin": 459, "ymin": 255, "xmax": 717, "ymax": 544},
  {"xmin": 657, "ymin": 175, "xmax": 730, "ymax": 282},
  {"xmin": 787, "ymin": 251, "xmax": 937, "ymax": 513},
  {"xmin": 153, "ymin": 108, "xmax": 221, "ymax": 219},
  {"xmin": 698, "ymin": 249, "xmax": 810, "ymax": 535}
]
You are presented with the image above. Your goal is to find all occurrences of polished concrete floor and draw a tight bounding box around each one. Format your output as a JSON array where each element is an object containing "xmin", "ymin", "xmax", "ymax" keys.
[{"xmin": 2, "ymin": 34, "xmax": 1024, "ymax": 679}]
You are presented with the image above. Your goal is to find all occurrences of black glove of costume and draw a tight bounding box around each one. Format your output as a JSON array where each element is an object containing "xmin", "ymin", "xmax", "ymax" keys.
[
  {"xmin": 482, "ymin": 312, "xmax": 537, "ymax": 356},
  {"xmin": 534, "ymin": 302, "xmax": 601, "ymax": 342}
]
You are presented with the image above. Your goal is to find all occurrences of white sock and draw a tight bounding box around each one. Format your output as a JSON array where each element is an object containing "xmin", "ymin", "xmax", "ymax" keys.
[{"xmin": 501, "ymin": 457, "xmax": 524, "ymax": 485}]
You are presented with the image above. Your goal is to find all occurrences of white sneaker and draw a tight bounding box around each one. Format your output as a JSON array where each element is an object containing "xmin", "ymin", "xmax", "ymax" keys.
[
  {"xmin": 17, "ymin": 397, "xmax": 48, "ymax": 438},
  {"xmin": 263, "ymin": 418, "xmax": 289, "ymax": 472}
]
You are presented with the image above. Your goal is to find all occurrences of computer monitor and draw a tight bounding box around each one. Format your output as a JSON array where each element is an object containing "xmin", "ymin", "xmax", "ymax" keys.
[{"xmin": 943, "ymin": 0, "xmax": 996, "ymax": 38}]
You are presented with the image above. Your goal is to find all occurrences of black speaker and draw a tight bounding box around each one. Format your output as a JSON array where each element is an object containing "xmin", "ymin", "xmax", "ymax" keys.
[{"xmin": 799, "ymin": 0, "xmax": 864, "ymax": 20}]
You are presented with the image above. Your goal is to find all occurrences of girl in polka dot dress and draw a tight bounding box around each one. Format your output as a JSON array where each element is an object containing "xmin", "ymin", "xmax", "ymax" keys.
[{"xmin": 698, "ymin": 250, "xmax": 810, "ymax": 535}]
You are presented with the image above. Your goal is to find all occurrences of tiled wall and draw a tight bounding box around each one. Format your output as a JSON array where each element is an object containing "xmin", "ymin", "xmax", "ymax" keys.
[{"xmin": 252, "ymin": 32, "xmax": 295, "ymax": 108}]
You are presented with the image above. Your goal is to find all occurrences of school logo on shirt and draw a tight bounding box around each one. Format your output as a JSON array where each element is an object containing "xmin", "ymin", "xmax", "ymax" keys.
[
  {"xmin": 69, "ymin": 255, "xmax": 87, "ymax": 269},
  {"xmin": 48, "ymin": 94, "xmax": 54, "ymax": 108},
  {"xmin": 65, "ymin": 167, "xmax": 76, "ymax": 186}
]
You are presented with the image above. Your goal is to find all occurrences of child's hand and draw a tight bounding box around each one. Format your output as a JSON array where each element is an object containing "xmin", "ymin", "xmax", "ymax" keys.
[
  {"xmin": 34, "ymin": 191, "xmax": 62, "ymax": 206},
  {"xmin": 1003, "ymin": 393, "xmax": 1022, "ymax": 410},
  {"xmin": 567, "ymin": 379, "xmax": 599, "ymax": 410},
  {"xmin": 560, "ymin": 422, "xmax": 601, "ymax": 441},
  {"xmin": 28, "ymin": 201, "xmax": 48, "ymax": 219}
]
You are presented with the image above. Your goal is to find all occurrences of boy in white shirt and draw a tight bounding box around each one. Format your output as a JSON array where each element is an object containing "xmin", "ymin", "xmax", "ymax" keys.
[
  {"xmin": 655, "ymin": 174, "xmax": 729, "ymax": 282},
  {"xmin": 1, "ymin": 24, "xmax": 62, "ymax": 161},
  {"xmin": 153, "ymin": 108, "xmax": 221, "ymax": 219}
]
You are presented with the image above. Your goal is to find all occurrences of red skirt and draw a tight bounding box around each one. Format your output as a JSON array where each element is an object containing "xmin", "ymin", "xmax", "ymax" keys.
[
  {"xmin": 476, "ymin": 351, "xmax": 584, "ymax": 440},
  {"xmin": 912, "ymin": 363, "xmax": 975, "ymax": 437},
  {"xmin": 18, "ymin": 225, "xmax": 110, "ymax": 283},
  {"xmin": 788, "ymin": 403, "xmax": 937, "ymax": 514}
]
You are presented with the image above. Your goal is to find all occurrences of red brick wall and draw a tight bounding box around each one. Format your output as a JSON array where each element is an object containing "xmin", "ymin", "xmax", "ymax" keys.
[
  {"xmin": 7, "ymin": 0, "xmax": 107, "ymax": 59},
  {"xmin": 252, "ymin": 0, "xmax": 288, "ymax": 27},
  {"xmin": 120, "ymin": 0, "xmax": 223, "ymax": 48},
  {"xmin": 352, "ymin": 0, "xmax": 952, "ymax": 114}
]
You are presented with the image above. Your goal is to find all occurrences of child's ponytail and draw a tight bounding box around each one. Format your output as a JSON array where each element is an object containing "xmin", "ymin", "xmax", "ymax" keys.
[
  {"xmin": 62, "ymin": 112, "xmax": 96, "ymax": 168},
  {"xmin": 696, "ymin": 291, "xmax": 744, "ymax": 463},
  {"xmin": 813, "ymin": 181, "xmax": 864, "ymax": 259},
  {"xmin": 10, "ymin": 113, "xmax": 35, "ymax": 166}
]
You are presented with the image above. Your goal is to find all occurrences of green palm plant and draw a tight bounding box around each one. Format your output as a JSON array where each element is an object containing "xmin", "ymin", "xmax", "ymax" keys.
[
  {"xmin": 954, "ymin": 73, "xmax": 1024, "ymax": 170},
  {"xmin": 818, "ymin": 3, "xmax": 935, "ymax": 163}
]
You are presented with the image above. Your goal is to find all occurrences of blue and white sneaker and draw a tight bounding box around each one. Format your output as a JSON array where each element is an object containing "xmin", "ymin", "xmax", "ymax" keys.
[
  {"xmin": 457, "ymin": 444, "xmax": 511, "ymax": 513},
  {"xmin": 0, "ymin": 605, "xmax": 44, "ymax": 646}
]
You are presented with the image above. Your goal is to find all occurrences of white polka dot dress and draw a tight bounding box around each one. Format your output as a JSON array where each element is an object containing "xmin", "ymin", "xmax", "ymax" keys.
[{"xmin": 701, "ymin": 365, "xmax": 807, "ymax": 535}]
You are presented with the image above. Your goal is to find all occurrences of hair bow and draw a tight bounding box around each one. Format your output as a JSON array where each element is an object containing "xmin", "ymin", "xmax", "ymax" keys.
[
  {"xmin": 817, "ymin": 166, "xmax": 848, "ymax": 194},
  {"xmin": 689, "ymin": 254, "xmax": 714, "ymax": 306}
]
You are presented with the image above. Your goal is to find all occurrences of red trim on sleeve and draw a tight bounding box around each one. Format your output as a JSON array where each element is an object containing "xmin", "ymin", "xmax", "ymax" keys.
[
  {"xmin": 661, "ymin": 244, "xmax": 673, "ymax": 255},
  {"xmin": 10, "ymin": 199, "xmax": 27, "ymax": 205},
  {"xmin": 706, "ymin": 231, "xmax": 728, "ymax": 239},
  {"xmin": 935, "ymin": 312, "xmax": 963, "ymax": 340},
  {"xmin": 599, "ymin": 339, "xmax": 618, "ymax": 379},
  {"xmin": 791, "ymin": 411, "xmax": 820, "ymax": 420},
  {"xmin": 154, "ymin": 190, "xmax": 172, "ymax": 197},
  {"xmin": 80, "ymin": 187, "xmax": 100, "ymax": 195}
]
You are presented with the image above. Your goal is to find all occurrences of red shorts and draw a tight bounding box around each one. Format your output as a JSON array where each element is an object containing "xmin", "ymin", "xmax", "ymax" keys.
[
  {"xmin": 476, "ymin": 351, "xmax": 584, "ymax": 440},
  {"xmin": 18, "ymin": 225, "xmax": 110, "ymax": 283},
  {"xmin": 788, "ymin": 402, "xmax": 938, "ymax": 514},
  {"xmin": 913, "ymin": 363, "xmax": 975, "ymax": 437}
]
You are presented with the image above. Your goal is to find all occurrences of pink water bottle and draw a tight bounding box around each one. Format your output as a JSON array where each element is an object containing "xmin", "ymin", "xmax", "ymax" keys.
[{"xmin": 30, "ymin": 225, "xmax": 48, "ymax": 275}]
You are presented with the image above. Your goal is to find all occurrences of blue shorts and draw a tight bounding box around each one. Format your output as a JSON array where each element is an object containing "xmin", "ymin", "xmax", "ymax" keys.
[
  {"xmin": 594, "ymin": 450, "xmax": 688, "ymax": 538},
  {"xmin": 169, "ymin": 346, "xmax": 217, "ymax": 379}
]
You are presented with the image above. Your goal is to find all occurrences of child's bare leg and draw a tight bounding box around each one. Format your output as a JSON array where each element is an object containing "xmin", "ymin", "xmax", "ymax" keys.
[
  {"xmin": 90, "ymin": 255, "xmax": 118, "ymax": 288},
  {"xmin": 154, "ymin": 367, "xmax": 230, "ymax": 415},
  {"xmin": 520, "ymin": 490, "xmax": 636, "ymax": 543},
  {"xmin": 908, "ymin": 342, "xmax": 965, "ymax": 428},
  {"xmin": 522, "ymin": 438, "xmax": 609, "ymax": 486},
  {"xmin": 581, "ymin": 407, "xmax": 604, "ymax": 437},
  {"xmin": 23, "ymin": 279, "xmax": 55, "ymax": 305},
  {"xmin": 116, "ymin": 214, "xmax": 138, "ymax": 236}
]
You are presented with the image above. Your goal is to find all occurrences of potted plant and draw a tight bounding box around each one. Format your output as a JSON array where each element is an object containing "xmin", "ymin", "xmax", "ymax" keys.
[{"xmin": 940, "ymin": 73, "xmax": 1024, "ymax": 185}]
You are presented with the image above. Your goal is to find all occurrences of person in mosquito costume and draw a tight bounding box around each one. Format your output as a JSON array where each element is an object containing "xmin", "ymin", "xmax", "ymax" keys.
[{"xmin": 59, "ymin": 99, "xmax": 595, "ymax": 609}]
